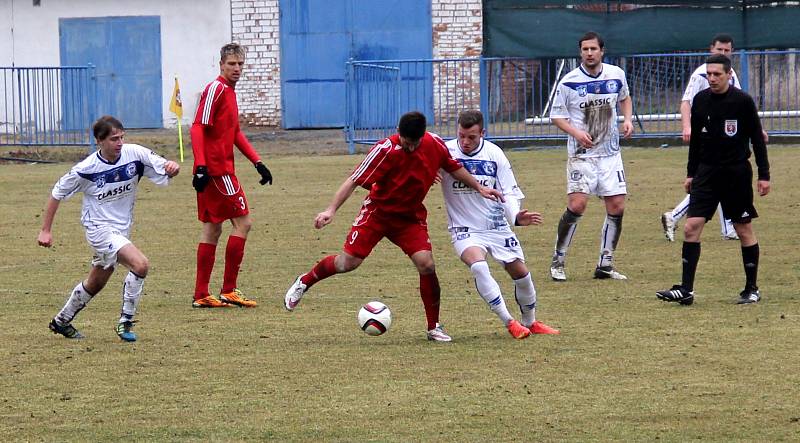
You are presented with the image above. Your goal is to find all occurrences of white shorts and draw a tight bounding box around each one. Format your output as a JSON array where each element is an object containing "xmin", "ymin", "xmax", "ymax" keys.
[
  {"xmin": 450, "ymin": 228, "xmax": 525, "ymax": 264},
  {"xmin": 85, "ymin": 226, "xmax": 131, "ymax": 269},
  {"xmin": 566, "ymin": 155, "xmax": 627, "ymax": 196}
]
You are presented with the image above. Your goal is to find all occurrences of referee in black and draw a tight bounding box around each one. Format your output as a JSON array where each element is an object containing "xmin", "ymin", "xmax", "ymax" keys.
[{"xmin": 657, "ymin": 53, "xmax": 770, "ymax": 305}]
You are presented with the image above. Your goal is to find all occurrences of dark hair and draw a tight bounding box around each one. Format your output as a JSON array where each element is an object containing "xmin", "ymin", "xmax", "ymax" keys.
[
  {"xmin": 220, "ymin": 42, "xmax": 246, "ymax": 62},
  {"xmin": 579, "ymin": 31, "xmax": 604, "ymax": 49},
  {"xmin": 706, "ymin": 54, "xmax": 732, "ymax": 72},
  {"xmin": 711, "ymin": 33, "xmax": 734, "ymax": 47},
  {"xmin": 457, "ymin": 110, "xmax": 484, "ymax": 130},
  {"xmin": 398, "ymin": 111, "xmax": 426, "ymax": 140},
  {"xmin": 92, "ymin": 115, "xmax": 124, "ymax": 141}
]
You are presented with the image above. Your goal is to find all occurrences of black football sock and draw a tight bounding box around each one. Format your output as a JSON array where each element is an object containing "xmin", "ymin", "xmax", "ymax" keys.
[
  {"xmin": 681, "ymin": 241, "xmax": 701, "ymax": 292},
  {"xmin": 741, "ymin": 243, "xmax": 760, "ymax": 291}
]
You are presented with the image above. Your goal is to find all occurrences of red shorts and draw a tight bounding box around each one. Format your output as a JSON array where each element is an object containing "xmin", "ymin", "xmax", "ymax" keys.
[
  {"xmin": 343, "ymin": 204, "xmax": 432, "ymax": 259},
  {"xmin": 196, "ymin": 174, "xmax": 249, "ymax": 223}
]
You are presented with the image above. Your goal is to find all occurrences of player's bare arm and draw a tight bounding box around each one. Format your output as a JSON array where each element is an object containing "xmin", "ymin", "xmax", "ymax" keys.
[
  {"xmin": 164, "ymin": 161, "xmax": 180, "ymax": 177},
  {"xmin": 515, "ymin": 209, "xmax": 543, "ymax": 226},
  {"xmin": 314, "ymin": 178, "xmax": 359, "ymax": 229},
  {"xmin": 37, "ymin": 197, "xmax": 61, "ymax": 248},
  {"xmin": 449, "ymin": 167, "xmax": 505, "ymax": 202},
  {"xmin": 552, "ymin": 117, "xmax": 593, "ymax": 147},
  {"xmin": 680, "ymin": 100, "xmax": 692, "ymax": 142},
  {"xmin": 619, "ymin": 96, "xmax": 634, "ymax": 138}
]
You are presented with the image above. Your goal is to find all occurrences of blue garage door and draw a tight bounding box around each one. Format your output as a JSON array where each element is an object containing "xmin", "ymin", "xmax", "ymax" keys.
[
  {"xmin": 60, "ymin": 16, "xmax": 162, "ymax": 128},
  {"xmin": 280, "ymin": 0, "xmax": 432, "ymax": 128}
]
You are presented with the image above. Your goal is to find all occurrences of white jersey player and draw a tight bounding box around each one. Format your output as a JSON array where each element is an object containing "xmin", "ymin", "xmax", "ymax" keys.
[
  {"xmin": 548, "ymin": 32, "xmax": 633, "ymax": 282},
  {"xmin": 38, "ymin": 116, "xmax": 180, "ymax": 342},
  {"xmin": 662, "ymin": 33, "xmax": 744, "ymax": 242},
  {"xmin": 440, "ymin": 110, "xmax": 559, "ymax": 339},
  {"xmin": 550, "ymin": 66, "xmax": 629, "ymax": 159}
]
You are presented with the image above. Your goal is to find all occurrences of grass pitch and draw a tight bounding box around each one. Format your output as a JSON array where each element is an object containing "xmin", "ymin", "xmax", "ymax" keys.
[{"xmin": 1, "ymin": 145, "xmax": 799, "ymax": 441}]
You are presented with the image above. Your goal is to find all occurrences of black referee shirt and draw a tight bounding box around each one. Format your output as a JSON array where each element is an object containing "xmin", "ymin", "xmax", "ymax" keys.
[{"xmin": 688, "ymin": 86, "xmax": 770, "ymax": 181}]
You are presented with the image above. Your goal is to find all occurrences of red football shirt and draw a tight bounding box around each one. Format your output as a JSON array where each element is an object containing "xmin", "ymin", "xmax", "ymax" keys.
[
  {"xmin": 191, "ymin": 75, "xmax": 259, "ymax": 176},
  {"xmin": 350, "ymin": 132, "xmax": 462, "ymax": 221}
]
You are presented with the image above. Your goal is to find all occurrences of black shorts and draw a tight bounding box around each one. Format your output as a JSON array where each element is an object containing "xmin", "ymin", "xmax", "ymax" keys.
[{"xmin": 688, "ymin": 162, "xmax": 758, "ymax": 223}]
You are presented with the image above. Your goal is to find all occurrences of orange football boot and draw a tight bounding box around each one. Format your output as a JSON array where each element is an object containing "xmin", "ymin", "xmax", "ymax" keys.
[
  {"xmin": 192, "ymin": 295, "xmax": 233, "ymax": 308},
  {"xmin": 507, "ymin": 319, "xmax": 531, "ymax": 339},
  {"xmin": 219, "ymin": 288, "xmax": 257, "ymax": 308},
  {"xmin": 530, "ymin": 320, "xmax": 560, "ymax": 335}
]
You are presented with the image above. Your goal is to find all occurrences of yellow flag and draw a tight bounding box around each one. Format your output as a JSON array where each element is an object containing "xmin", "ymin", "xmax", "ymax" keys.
[{"xmin": 169, "ymin": 76, "xmax": 183, "ymax": 119}]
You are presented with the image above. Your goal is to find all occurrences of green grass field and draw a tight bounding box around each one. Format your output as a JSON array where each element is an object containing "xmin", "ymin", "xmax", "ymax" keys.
[{"xmin": 1, "ymin": 145, "xmax": 799, "ymax": 441}]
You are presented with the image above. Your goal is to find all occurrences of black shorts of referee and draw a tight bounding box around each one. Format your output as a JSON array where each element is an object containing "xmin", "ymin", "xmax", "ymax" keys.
[{"xmin": 688, "ymin": 161, "xmax": 758, "ymax": 223}]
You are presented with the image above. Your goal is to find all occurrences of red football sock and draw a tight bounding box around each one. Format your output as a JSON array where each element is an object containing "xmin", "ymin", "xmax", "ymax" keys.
[
  {"xmin": 300, "ymin": 255, "xmax": 338, "ymax": 289},
  {"xmin": 221, "ymin": 235, "xmax": 246, "ymax": 294},
  {"xmin": 194, "ymin": 242, "xmax": 217, "ymax": 300},
  {"xmin": 419, "ymin": 272, "xmax": 441, "ymax": 331}
]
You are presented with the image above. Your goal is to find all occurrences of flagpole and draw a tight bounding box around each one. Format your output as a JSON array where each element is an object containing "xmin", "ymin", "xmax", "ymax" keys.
[{"xmin": 177, "ymin": 117, "xmax": 184, "ymax": 163}]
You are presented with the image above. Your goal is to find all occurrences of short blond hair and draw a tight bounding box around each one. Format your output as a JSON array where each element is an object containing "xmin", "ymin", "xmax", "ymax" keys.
[{"xmin": 220, "ymin": 43, "xmax": 246, "ymax": 62}]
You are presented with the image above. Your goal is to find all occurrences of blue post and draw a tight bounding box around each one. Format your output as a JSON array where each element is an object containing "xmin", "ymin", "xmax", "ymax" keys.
[
  {"xmin": 479, "ymin": 56, "xmax": 489, "ymax": 138},
  {"xmin": 88, "ymin": 63, "xmax": 97, "ymax": 152},
  {"xmin": 738, "ymin": 50, "xmax": 749, "ymax": 93},
  {"xmin": 345, "ymin": 60, "xmax": 355, "ymax": 154}
]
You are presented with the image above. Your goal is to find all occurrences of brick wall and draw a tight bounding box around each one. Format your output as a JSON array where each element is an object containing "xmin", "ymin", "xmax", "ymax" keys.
[
  {"xmin": 230, "ymin": 0, "xmax": 281, "ymax": 126},
  {"xmin": 231, "ymin": 0, "xmax": 483, "ymax": 127},
  {"xmin": 433, "ymin": 0, "xmax": 482, "ymax": 58},
  {"xmin": 432, "ymin": 0, "xmax": 483, "ymax": 125}
]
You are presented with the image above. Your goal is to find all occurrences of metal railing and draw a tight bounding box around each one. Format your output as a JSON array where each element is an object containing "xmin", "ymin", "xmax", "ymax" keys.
[
  {"xmin": 345, "ymin": 50, "xmax": 800, "ymax": 151},
  {"xmin": 0, "ymin": 65, "xmax": 97, "ymax": 148}
]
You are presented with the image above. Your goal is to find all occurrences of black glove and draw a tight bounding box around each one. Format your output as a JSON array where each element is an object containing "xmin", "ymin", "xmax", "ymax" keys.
[
  {"xmin": 255, "ymin": 161, "xmax": 273, "ymax": 185},
  {"xmin": 192, "ymin": 165, "xmax": 210, "ymax": 192}
]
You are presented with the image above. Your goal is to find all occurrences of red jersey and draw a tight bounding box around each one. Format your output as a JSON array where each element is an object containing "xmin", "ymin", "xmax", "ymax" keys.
[
  {"xmin": 350, "ymin": 132, "xmax": 462, "ymax": 221},
  {"xmin": 191, "ymin": 75, "xmax": 260, "ymax": 176}
]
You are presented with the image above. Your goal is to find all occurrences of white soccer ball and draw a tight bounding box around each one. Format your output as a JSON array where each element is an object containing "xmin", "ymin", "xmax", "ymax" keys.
[{"xmin": 357, "ymin": 301, "xmax": 392, "ymax": 336}]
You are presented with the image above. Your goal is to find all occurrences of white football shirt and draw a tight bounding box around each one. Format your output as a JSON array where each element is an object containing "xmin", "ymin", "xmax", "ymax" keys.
[
  {"xmin": 51, "ymin": 144, "xmax": 171, "ymax": 232},
  {"xmin": 550, "ymin": 63, "xmax": 630, "ymax": 158},
  {"xmin": 681, "ymin": 63, "xmax": 741, "ymax": 104},
  {"xmin": 441, "ymin": 138, "xmax": 525, "ymax": 231}
]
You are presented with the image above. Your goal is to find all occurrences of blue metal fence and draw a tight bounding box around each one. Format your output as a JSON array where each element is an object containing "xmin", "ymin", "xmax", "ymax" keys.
[
  {"xmin": 346, "ymin": 50, "xmax": 800, "ymax": 151},
  {"xmin": 345, "ymin": 63, "xmax": 401, "ymax": 145},
  {"xmin": 0, "ymin": 65, "xmax": 97, "ymax": 148}
]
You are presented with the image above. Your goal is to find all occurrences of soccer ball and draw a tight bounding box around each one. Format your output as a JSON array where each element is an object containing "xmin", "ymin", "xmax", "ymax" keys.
[{"xmin": 357, "ymin": 301, "xmax": 392, "ymax": 336}]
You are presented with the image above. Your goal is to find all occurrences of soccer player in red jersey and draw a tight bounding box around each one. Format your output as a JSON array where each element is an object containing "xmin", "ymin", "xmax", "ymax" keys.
[
  {"xmin": 190, "ymin": 43, "xmax": 273, "ymax": 308},
  {"xmin": 284, "ymin": 111, "xmax": 504, "ymax": 341}
]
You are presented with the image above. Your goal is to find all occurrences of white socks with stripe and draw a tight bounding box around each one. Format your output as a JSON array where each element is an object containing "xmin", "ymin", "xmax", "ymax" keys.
[
  {"xmin": 513, "ymin": 272, "xmax": 537, "ymax": 327},
  {"xmin": 119, "ymin": 271, "xmax": 144, "ymax": 324},
  {"xmin": 470, "ymin": 261, "xmax": 513, "ymax": 325}
]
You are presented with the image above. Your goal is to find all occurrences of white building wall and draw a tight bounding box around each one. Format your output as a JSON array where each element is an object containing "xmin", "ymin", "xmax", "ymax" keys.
[{"xmin": 1, "ymin": 0, "xmax": 231, "ymax": 127}]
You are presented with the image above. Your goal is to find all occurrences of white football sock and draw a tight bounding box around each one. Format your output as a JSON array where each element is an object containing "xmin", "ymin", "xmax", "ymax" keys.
[
  {"xmin": 119, "ymin": 271, "xmax": 144, "ymax": 323},
  {"xmin": 671, "ymin": 194, "xmax": 691, "ymax": 220},
  {"xmin": 513, "ymin": 273, "xmax": 537, "ymax": 327},
  {"xmin": 598, "ymin": 214, "xmax": 623, "ymax": 268},
  {"xmin": 470, "ymin": 261, "xmax": 513, "ymax": 325},
  {"xmin": 55, "ymin": 282, "xmax": 94, "ymax": 325}
]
